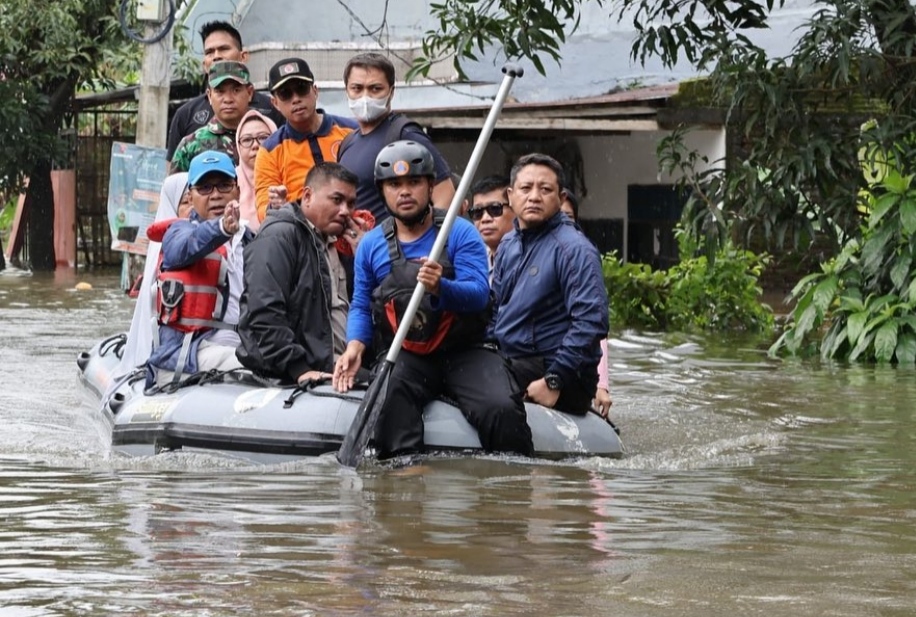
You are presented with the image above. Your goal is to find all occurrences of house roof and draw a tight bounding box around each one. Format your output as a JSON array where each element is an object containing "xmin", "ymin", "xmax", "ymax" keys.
[{"xmin": 406, "ymin": 83, "xmax": 681, "ymax": 133}]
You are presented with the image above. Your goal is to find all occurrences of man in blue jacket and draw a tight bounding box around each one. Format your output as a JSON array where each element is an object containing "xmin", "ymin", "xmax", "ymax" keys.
[
  {"xmin": 333, "ymin": 140, "xmax": 532, "ymax": 459},
  {"xmin": 147, "ymin": 151, "xmax": 250, "ymax": 388},
  {"xmin": 489, "ymin": 153, "xmax": 609, "ymax": 414}
]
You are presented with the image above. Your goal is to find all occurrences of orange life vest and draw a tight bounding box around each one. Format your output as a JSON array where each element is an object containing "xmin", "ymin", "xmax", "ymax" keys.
[{"xmin": 147, "ymin": 218, "xmax": 230, "ymax": 333}]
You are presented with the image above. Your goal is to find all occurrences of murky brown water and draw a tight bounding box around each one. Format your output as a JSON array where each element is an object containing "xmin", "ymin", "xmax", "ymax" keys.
[{"xmin": 1, "ymin": 268, "xmax": 915, "ymax": 616}]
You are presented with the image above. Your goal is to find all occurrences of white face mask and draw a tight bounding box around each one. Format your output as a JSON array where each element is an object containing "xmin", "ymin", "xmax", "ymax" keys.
[{"xmin": 348, "ymin": 94, "xmax": 389, "ymax": 123}]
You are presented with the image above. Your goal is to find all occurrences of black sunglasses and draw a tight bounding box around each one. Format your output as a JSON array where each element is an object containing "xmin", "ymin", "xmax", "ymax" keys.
[
  {"xmin": 274, "ymin": 81, "xmax": 313, "ymax": 102},
  {"xmin": 468, "ymin": 202, "xmax": 510, "ymax": 221}
]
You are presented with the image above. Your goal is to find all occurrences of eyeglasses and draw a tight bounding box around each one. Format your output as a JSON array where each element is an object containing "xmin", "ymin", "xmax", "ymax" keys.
[
  {"xmin": 467, "ymin": 202, "xmax": 510, "ymax": 221},
  {"xmin": 238, "ymin": 134, "xmax": 271, "ymax": 148},
  {"xmin": 191, "ymin": 181, "xmax": 237, "ymax": 196},
  {"xmin": 274, "ymin": 81, "xmax": 313, "ymax": 102}
]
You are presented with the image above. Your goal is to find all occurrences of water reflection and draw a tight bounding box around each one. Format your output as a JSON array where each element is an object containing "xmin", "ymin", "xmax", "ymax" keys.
[{"xmin": 2, "ymin": 271, "xmax": 916, "ymax": 616}]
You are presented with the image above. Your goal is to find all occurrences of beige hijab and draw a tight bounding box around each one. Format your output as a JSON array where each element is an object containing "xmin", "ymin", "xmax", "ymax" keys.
[{"xmin": 235, "ymin": 109, "xmax": 278, "ymax": 232}]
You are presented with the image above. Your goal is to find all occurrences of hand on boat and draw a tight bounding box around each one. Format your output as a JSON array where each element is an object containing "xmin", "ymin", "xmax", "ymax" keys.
[
  {"xmin": 333, "ymin": 341, "xmax": 365, "ymax": 393},
  {"xmin": 593, "ymin": 387, "xmax": 612, "ymax": 418},
  {"xmin": 297, "ymin": 370, "xmax": 331, "ymax": 386},
  {"xmin": 525, "ymin": 378, "xmax": 560, "ymax": 408}
]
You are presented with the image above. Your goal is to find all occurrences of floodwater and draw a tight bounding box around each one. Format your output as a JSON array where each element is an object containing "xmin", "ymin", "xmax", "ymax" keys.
[{"xmin": 1, "ymin": 268, "xmax": 914, "ymax": 616}]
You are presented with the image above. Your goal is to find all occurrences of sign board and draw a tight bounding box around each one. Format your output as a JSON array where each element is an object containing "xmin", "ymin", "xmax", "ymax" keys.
[{"xmin": 106, "ymin": 142, "xmax": 168, "ymax": 254}]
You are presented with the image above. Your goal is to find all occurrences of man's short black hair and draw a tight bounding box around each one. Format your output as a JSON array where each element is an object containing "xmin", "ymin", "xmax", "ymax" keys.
[
  {"xmin": 305, "ymin": 162, "xmax": 359, "ymax": 190},
  {"xmin": 469, "ymin": 175, "xmax": 509, "ymax": 201},
  {"xmin": 509, "ymin": 153, "xmax": 567, "ymax": 191},
  {"xmin": 562, "ymin": 187, "xmax": 579, "ymax": 221},
  {"xmin": 344, "ymin": 52, "xmax": 396, "ymax": 87},
  {"xmin": 199, "ymin": 21, "xmax": 243, "ymax": 50}
]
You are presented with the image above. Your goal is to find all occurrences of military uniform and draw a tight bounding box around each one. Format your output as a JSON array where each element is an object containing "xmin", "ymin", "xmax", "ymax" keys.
[
  {"xmin": 171, "ymin": 121, "xmax": 239, "ymax": 172},
  {"xmin": 171, "ymin": 60, "xmax": 251, "ymax": 173}
]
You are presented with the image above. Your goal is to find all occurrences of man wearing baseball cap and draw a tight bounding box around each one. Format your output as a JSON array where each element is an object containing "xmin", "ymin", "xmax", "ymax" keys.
[
  {"xmin": 146, "ymin": 150, "xmax": 252, "ymax": 388},
  {"xmin": 165, "ymin": 21, "xmax": 283, "ymax": 161},
  {"xmin": 253, "ymin": 57, "xmax": 357, "ymax": 223},
  {"xmin": 170, "ymin": 60, "xmax": 255, "ymax": 173}
]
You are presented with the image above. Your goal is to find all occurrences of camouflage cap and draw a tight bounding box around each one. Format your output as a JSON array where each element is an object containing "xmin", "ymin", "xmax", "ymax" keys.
[{"xmin": 208, "ymin": 61, "xmax": 251, "ymax": 88}]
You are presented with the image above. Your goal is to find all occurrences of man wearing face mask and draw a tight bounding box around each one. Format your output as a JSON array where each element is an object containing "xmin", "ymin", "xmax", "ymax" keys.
[
  {"xmin": 337, "ymin": 52, "xmax": 455, "ymax": 222},
  {"xmin": 255, "ymin": 57, "xmax": 358, "ymax": 223}
]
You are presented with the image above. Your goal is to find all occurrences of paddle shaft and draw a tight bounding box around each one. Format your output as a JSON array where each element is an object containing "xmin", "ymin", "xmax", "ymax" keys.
[{"xmin": 382, "ymin": 64, "xmax": 523, "ymax": 364}]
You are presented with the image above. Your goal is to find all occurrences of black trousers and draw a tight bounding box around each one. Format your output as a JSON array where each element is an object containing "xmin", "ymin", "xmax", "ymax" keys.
[
  {"xmin": 507, "ymin": 356, "xmax": 594, "ymax": 415},
  {"xmin": 375, "ymin": 347, "xmax": 534, "ymax": 459}
]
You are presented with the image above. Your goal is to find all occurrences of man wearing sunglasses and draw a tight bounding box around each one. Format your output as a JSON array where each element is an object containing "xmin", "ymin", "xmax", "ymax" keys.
[
  {"xmin": 146, "ymin": 151, "xmax": 251, "ymax": 388},
  {"xmin": 254, "ymin": 57, "xmax": 358, "ymax": 224},
  {"xmin": 466, "ymin": 176, "xmax": 515, "ymax": 283}
]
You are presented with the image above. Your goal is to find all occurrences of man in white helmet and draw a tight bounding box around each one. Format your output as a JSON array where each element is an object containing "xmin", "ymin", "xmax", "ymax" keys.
[{"xmin": 333, "ymin": 140, "xmax": 532, "ymax": 460}]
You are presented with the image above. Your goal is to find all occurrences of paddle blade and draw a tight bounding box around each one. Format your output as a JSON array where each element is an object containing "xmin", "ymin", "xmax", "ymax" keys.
[{"xmin": 337, "ymin": 361, "xmax": 392, "ymax": 467}]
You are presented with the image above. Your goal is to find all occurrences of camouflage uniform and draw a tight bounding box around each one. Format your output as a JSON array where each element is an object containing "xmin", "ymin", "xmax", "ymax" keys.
[
  {"xmin": 171, "ymin": 121, "xmax": 239, "ymax": 172},
  {"xmin": 171, "ymin": 61, "xmax": 251, "ymax": 172}
]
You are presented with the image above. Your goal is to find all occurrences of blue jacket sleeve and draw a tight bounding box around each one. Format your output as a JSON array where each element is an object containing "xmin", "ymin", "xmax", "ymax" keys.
[
  {"xmin": 548, "ymin": 239, "xmax": 609, "ymax": 382},
  {"xmin": 436, "ymin": 219, "xmax": 490, "ymax": 313},
  {"xmin": 160, "ymin": 217, "xmax": 230, "ymax": 271}
]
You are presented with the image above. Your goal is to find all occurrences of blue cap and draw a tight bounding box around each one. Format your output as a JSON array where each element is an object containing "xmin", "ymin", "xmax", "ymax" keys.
[{"xmin": 188, "ymin": 151, "xmax": 237, "ymax": 186}]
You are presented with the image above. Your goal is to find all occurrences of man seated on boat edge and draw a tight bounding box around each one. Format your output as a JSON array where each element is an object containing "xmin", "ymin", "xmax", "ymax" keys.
[
  {"xmin": 488, "ymin": 153, "xmax": 609, "ymax": 416},
  {"xmin": 332, "ymin": 140, "xmax": 533, "ymax": 459},
  {"xmin": 236, "ymin": 162, "xmax": 369, "ymax": 386},
  {"xmin": 146, "ymin": 151, "xmax": 251, "ymax": 389}
]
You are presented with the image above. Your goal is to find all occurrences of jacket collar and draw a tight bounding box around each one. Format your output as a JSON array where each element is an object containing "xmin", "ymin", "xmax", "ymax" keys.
[{"xmin": 513, "ymin": 210, "xmax": 565, "ymax": 237}]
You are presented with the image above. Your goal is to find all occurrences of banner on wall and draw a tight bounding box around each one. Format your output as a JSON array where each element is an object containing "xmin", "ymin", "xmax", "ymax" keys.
[{"xmin": 106, "ymin": 142, "xmax": 169, "ymax": 255}]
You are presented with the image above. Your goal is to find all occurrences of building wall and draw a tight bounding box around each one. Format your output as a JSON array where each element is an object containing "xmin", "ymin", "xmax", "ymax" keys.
[{"xmin": 430, "ymin": 127, "xmax": 724, "ymax": 261}]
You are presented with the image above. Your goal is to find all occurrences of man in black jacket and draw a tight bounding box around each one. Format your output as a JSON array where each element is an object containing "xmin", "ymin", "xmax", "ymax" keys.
[{"xmin": 236, "ymin": 163, "xmax": 360, "ymax": 384}]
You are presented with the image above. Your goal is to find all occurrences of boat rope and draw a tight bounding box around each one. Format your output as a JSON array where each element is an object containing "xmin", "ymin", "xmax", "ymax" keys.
[{"xmin": 99, "ymin": 333, "xmax": 128, "ymax": 360}]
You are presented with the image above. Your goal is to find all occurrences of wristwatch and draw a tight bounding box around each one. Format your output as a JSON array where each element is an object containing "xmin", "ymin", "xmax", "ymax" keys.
[{"xmin": 544, "ymin": 373, "xmax": 563, "ymax": 391}]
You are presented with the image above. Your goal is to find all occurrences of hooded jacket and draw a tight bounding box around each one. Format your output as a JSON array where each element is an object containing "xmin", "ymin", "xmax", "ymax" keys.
[{"xmin": 236, "ymin": 204, "xmax": 353, "ymax": 382}]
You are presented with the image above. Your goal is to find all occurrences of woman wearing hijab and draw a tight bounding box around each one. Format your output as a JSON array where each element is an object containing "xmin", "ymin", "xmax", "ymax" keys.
[
  {"xmin": 108, "ymin": 172, "xmax": 191, "ymax": 393},
  {"xmin": 235, "ymin": 110, "xmax": 277, "ymax": 233}
]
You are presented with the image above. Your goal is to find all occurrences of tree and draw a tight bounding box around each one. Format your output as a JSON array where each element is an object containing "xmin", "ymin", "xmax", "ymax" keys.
[
  {"xmin": 0, "ymin": 0, "xmax": 131, "ymax": 270},
  {"xmin": 418, "ymin": 0, "xmax": 916, "ymax": 361}
]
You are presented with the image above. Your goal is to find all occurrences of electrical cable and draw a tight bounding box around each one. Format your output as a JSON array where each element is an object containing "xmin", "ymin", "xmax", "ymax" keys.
[{"xmin": 118, "ymin": 0, "xmax": 176, "ymax": 45}]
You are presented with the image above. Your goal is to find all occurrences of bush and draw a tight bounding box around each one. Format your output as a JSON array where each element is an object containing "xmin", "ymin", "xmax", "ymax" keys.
[
  {"xmin": 769, "ymin": 162, "xmax": 916, "ymax": 363},
  {"xmin": 601, "ymin": 235, "xmax": 774, "ymax": 334}
]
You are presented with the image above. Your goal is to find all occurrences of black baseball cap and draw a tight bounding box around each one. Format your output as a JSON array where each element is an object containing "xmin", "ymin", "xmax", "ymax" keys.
[{"xmin": 268, "ymin": 58, "xmax": 315, "ymax": 92}]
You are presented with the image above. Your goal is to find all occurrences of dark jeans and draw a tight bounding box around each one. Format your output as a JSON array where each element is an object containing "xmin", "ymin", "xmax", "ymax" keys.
[
  {"xmin": 375, "ymin": 347, "xmax": 534, "ymax": 459},
  {"xmin": 507, "ymin": 356, "xmax": 594, "ymax": 415}
]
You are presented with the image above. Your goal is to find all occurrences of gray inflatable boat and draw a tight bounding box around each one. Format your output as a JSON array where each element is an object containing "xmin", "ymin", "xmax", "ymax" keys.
[{"xmin": 78, "ymin": 334, "xmax": 623, "ymax": 463}]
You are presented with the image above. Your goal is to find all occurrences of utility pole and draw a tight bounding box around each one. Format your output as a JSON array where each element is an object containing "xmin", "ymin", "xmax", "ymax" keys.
[{"xmin": 136, "ymin": 0, "xmax": 174, "ymax": 148}]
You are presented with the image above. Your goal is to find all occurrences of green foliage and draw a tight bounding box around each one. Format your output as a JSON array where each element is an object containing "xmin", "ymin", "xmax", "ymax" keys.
[
  {"xmin": 601, "ymin": 252, "xmax": 668, "ymax": 330},
  {"xmin": 0, "ymin": 199, "xmax": 15, "ymax": 233},
  {"xmin": 601, "ymin": 236, "xmax": 774, "ymax": 334},
  {"xmin": 414, "ymin": 0, "xmax": 596, "ymax": 79},
  {"xmin": 770, "ymin": 152, "xmax": 916, "ymax": 363},
  {"xmin": 0, "ymin": 0, "xmax": 126, "ymax": 196}
]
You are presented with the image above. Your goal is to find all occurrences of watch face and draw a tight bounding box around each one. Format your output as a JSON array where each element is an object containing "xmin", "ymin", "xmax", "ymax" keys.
[{"xmin": 545, "ymin": 374, "xmax": 561, "ymax": 390}]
